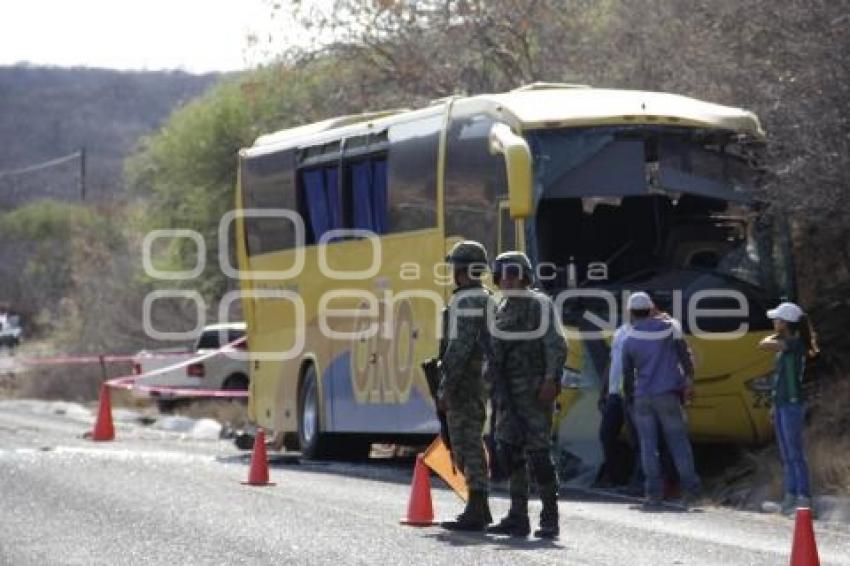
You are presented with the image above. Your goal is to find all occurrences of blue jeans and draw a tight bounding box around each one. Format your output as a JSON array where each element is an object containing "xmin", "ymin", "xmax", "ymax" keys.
[
  {"xmin": 774, "ymin": 403, "xmax": 811, "ymax": 497},
  {"xmin": 633, "ymin": 393, "xmax": 701, "ymax": 499}
]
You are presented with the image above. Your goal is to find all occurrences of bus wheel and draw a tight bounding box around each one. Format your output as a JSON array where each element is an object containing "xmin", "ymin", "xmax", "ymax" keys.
[{"xmin": 298, "ymin": 366, "xmax": 327, "ymax": 459}]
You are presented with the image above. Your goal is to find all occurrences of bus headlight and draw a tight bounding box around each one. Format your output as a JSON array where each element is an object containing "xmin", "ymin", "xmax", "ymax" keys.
[
  {"xmin": 560, "ymin": 367, "xmax": 585, "ymax": 389},
  {"xmin": 745, "ymin": 373, "xmax": 774, "ymax": 393}
]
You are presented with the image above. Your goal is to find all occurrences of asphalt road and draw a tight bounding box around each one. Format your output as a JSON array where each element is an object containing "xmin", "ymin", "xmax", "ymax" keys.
[{"xmin": 1, "ymin": 402, "xmax": 849, "ymax": 566}]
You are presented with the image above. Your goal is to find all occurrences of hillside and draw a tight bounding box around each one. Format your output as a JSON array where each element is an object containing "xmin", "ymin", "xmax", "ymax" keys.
[{"xmin": 0, "ymin": 65, "xmax": 220, "ymax": 205}]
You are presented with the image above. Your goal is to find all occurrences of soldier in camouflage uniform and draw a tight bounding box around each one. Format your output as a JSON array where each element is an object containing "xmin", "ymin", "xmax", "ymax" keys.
[
  {"xmin": 438, "ymin": 240, "xmax": 494, "ymax": 531},
  {"xmin": 487, "ymin": 251, "xmax": 567, "ymax": 539}
]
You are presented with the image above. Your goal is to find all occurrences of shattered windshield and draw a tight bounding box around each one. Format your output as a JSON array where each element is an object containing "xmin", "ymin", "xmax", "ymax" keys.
[
  {"xmin": 525, "ymin": 127, "xmax": 792, "ymax": 300},
  {"xmin": 527, "ymin": 126, "xmax": 759, "ymax": 203}
]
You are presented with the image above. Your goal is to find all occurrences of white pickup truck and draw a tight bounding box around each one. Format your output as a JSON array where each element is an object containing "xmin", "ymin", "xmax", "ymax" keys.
[
  {"xmin": 0, "ymin": 314, "xmax": 22, "ymax": 348},
  {"xmin": 132, "ymin": 323, "xmax": 249, "ymax": 410}
]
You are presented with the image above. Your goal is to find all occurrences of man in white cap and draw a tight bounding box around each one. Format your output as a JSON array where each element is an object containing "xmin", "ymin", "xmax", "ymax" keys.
[{"xmin": 622, "ymin": 292, "xmax": 701, "ymax": 508}]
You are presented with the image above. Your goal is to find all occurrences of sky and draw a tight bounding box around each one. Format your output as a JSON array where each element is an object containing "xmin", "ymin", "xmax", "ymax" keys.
[{"xmin": 0, "ymin": 0, "xmax": 290, "ymax": 73}]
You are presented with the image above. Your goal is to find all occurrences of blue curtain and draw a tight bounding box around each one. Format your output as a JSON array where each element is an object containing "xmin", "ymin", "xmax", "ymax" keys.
[
  {"xmin": 303, "ymin": 169, "xmax": 330, "ymax": 241},
  {"xmin": 303, "ymin": 166, "xmax": 342, "ymax": 242},
  {"xmin": 325, "ymin": 167, "xmax": 342, "ymax": 230},
  {"xmin": 351, "ymin": 161, "xmax": 373, "ymax": 232},
  {"xmin": 351, "ymin": 159, "xmax": 388, "ymax": 235},
  {"xmin": 371, "ymin": 160, "xmax": 388, "ymax": 235}
]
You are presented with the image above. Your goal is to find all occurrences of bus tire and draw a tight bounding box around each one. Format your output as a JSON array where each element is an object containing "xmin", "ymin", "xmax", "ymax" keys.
[{"xmin": 298, "ymin": 365, "xmax": 328, "ymax": 459}]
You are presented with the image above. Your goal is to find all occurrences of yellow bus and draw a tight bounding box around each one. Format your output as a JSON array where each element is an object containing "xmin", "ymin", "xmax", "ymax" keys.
[{"xmin": 234, "ymin": 83, "xmax": 794, "ymax": 459}]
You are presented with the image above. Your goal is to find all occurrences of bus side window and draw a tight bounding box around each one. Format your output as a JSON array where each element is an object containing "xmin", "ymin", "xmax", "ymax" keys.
[
  {"xmin": 444, "ymin": 111, "xmax": 508, "ymax": 254},
  {"xmin": 387, "ymin": 115, "xmax": 440, "ymax": 232},
  {"xmin": 242, "ymin": 150, "xmax": 297, "ymax": 255}
]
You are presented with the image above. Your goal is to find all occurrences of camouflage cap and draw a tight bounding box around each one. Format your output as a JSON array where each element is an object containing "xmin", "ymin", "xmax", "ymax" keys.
[
  {"xmin": 493, "ymin": 251, "xmax": 534, "ymax": 282},
  {"xmin": 446, "ymin": 240, "xmax": 489, "ymax": 266}
]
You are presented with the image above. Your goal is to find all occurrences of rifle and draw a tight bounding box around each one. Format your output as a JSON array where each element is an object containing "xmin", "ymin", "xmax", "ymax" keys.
[
  {"xmin": 421, "ymin": 357, "xmax": 452, "ymax": 456},
  {"xmin": 487, "ymin": 358, "xmax": 522, "ymax": 480}
]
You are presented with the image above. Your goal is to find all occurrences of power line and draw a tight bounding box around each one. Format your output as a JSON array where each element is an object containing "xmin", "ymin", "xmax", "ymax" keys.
[
  {"xmin": 0, "ymin": 148, "xmax": 86, "ymax": 200},
  {"xmin": 0, "ymin": 151, "xmax": 82, "ymax": 179}
]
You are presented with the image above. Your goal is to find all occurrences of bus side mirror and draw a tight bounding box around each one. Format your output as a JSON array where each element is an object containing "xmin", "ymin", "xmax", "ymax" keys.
[{"xmin": 489, "ymin": 123, "xmax": 533, "ymax": 219}]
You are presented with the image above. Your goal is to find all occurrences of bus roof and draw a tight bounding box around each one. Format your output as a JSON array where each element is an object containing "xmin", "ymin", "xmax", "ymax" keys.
[
  {"xmin": 249, "ymin": 84, "xmax": 764, "ymax": 152},
  {"xmin": 486, "ymin": 85, "xmax": 764, "ymax": 138}
]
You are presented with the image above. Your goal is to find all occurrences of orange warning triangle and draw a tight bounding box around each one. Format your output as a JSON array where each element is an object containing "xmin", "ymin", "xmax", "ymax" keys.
[{"xmin": 422, "ymin": 437, "xmax": 468, "ymax": 502}]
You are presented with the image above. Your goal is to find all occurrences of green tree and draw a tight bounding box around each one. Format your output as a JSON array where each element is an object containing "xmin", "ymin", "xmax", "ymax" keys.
[
  {"xmin": 267, "ymin": 0, "xmax": 848, "ymax": 308},
  {"xmin": 126, "ymin": 60, "xmax": 398, "ymax": 302},
  {"xmin": 0, "ymin": 200, "xmax": 140, "ymax": 352}
]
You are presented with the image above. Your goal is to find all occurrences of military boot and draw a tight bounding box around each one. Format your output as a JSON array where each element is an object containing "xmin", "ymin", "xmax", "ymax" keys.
[
  {"xmin": 487, "ymin": 494, "xmax": 530, "ymax": 537},
  {"xmin": 442, "ymin": 490, "xmax": 492, "ymax": 531},
  {"xmin": 533, "ymin": 486, "xmax": 559, "ymax": 539}
]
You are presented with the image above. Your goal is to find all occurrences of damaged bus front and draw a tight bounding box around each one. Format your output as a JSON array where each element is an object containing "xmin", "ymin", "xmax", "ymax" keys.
[
  {"xmin": 466, "ymin": 85, "xmax": 798, "ymax": 450},
  {"xmin": 522, "ymin": 125, "xmax": 793, "ymax": 445}
]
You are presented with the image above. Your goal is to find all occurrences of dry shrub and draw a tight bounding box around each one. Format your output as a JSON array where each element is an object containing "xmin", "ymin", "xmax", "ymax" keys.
[
  {"xmin": 807, "ymin": 374, "xmax": 850, "ymax": 494},
  {"xmin": 0, "ymin": 370, "xmax": 18, "ymax": 399},
  {"xmin": 9, "ymin": 360, "xmax": 135, "ymax": 403},
  {"xmin": 14, "ymin": 365, "xmax": 103, "ymax": 401},
  {"xmin": 711, "ymin": 372, "xmax": 850, "ymax": 503}
]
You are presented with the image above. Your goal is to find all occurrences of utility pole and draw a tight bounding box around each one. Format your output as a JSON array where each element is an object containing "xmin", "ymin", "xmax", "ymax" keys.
[{"xmin": 79, "ymin": 146, "xmax": 87, "ymax": 201}]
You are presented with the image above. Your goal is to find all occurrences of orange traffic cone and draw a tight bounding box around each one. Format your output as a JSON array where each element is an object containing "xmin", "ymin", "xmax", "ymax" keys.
[
  {"xmin": 400, "ymin": 453, "xmax": 436, "ymax": 526},
  {"xmin": 790, "ymin": 507, "xmax": 820, "ymax": 566},
  {"xmin": 241, "ymin": 428, "xmax": 275, "ymax": 486},
  {"xmin": 91, "ymin": 384, "xmax": 115, "ymax": 441}
]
